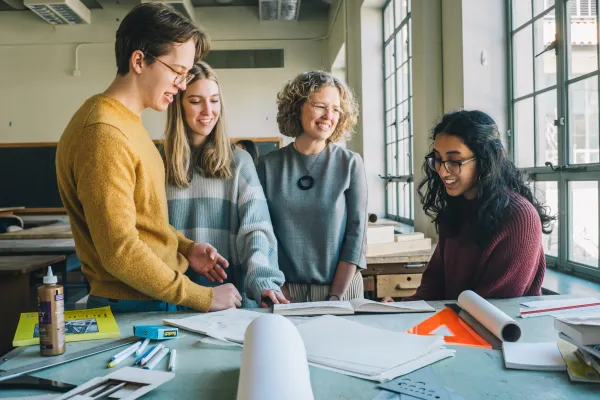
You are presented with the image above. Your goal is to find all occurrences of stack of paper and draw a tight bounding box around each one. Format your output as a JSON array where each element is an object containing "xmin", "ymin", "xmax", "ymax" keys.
[
  {"xmin": 164, "ymin": 310, "xmax": 453, "ymax": 382},
  {"xmin": 164, "ymin": 309, "xmax": 263, "ymax": 344},
  {"xmin": 295, "ymin": 315, "xmax": 454, "ymax": 382},
  {"xmin": 502, "ymin": 342, "xmax": 566, "ymax": 371}
]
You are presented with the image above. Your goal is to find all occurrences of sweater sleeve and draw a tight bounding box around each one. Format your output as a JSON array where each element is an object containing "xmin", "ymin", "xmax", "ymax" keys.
[
  {"xmin": 405, "ymin": 236, "xmax": 446, "ymax": 301},
  {"xmin": 170, "ymin": 226, "xmax": 196, "ymax": 257},
  {"xmin": 235, "ymin": 153, "xmax": 285, "ymax": 303},
  {"xmin": 339, "ymin": 153, "xmax": 368, "ymax": 268},
  {"xmin": 73, "ymin": 125, "xmax": 213, "ymax": 311},
  {"xmin": 473, "ymin": 205, "xmax": 543, "ymax": 298}
]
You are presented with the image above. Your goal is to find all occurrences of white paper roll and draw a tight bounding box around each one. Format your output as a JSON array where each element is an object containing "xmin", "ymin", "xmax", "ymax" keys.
[
  {"xmin": 458, "ymin": 290, "xmax": 521, "ymax": 342},
  {"xmin": 237, "ymin": 314, "xmax": 314, "ymax": 400}
]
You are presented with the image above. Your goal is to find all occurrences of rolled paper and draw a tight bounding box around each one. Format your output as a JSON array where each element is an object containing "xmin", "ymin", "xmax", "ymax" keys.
[
  {"xmin": 237, "ymin": 314, "xmax": 314, "ymax": 400},
  {"xmin": 458, "ymin": 290, "xmax": 521, "ymax": 342}
]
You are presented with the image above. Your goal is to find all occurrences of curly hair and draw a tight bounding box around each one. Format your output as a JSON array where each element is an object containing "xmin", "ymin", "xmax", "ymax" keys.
[
  {"xmin": 418, "ymin": 110, "xmax": 555, "ymax": 246},
  {"xmin": 276, "ymin": 70, "xmax": 359, "ymax": 143}
]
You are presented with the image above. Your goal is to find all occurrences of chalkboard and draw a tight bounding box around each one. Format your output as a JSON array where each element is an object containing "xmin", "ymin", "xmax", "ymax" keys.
[{"xmin": 0, "ymin": 145, "xmax": 63, "ymax": 209}]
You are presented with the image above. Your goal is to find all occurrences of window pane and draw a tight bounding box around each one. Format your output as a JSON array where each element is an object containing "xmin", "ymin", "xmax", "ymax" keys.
[
  {"xmin": 384, "ymin": 4, "xmax": 394, "ymax": 40},
  {"xmin": 385, "ymin": 75, "xmax": 396, "ymax": 110},
  {"xmin": 387, "ymin": 182, "xmax": 398, "ymax": 216},
  {"xmin": 401, "ymin": 182, "xmax": 410, "ymax": 219},
  {"xmin": 396, "ymin": 24, "xmax": 409, "ymax": 68},
  {"xmin": 535, "ymin": 181, "xmax": 559, "ymax": 257},
  {"xmin": 401, "ymin": 138, "xmax": 410, "ymax": 175},
  {"xmin": 410, "ymin": 182, "xmax": 414, "ymax": 220},
  {"xmin": 534, "ymin": 0, "xmax": 554, "ymax": 16},
  {"xmin": 515, "ymin": 98, "xmax": 535, "ymax": 167},
  {"xmin": 394, "ymin": 0, "xmax": 405, "ymax": 28},
  {"xmin": 569, "ymin": 181, "xmax": 598, "ymax": 267},
  {"xmin": 569, "ymin": 76, "xmax": 599, "ymax": 164},
  {"xmin": 535, "ymin": 90, "xmax": 558, "ymax": 166},
  {"xmin": 513, "ymin": 25, "xmax": 534, "ymax": 98},
  {"xmin": 534, "ymin": 17, "xmax": 556, "ymax": 90},
  {"xmin": 386, "ymin": 143, "xmax": 396, "ymax": 175},
  {"xmin": 568, "ymin": 9, "xmax": 598, "ymax": 79},
  {"xmin": 386, "ymin": 111, "xmax": 396, "ymax": 143},
  {"xmin": 384, "ymin": 43, "xmax": 394, "ymax": 77},
  {"xmin": 513, "ymin": 0, "xmax": 532, "ymax": 28},
  {"xmin": 397, "ymin": 64, "xmax": 409, "ymax": 103}
]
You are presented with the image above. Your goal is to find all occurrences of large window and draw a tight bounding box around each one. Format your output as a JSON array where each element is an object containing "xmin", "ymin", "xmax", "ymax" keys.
[
  {"xmin": 383, "ymin": 0, "xmax": 413, "ymax": 224},
  {"xmin": 510, "ymin": 0, "xmax": 600, "ymax": 280}
]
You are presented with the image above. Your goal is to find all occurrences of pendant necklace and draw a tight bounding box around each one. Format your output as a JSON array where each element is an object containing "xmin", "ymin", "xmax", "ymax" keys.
[{"xmin": 294, "ymin": 142, "xmax": 326, "ymax": 191}]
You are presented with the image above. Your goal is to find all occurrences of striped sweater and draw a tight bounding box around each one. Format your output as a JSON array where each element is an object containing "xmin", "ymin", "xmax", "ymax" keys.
[{"xmin": 166, "ymin": 148, "xmax": 285, "ymax": 307}]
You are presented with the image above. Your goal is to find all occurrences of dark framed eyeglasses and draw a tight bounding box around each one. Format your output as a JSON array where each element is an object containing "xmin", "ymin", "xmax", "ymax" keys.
[
  {"xmin": 145, "ymin": 53, "xmax": 194, "ymax": 85},
  {"xmin": 425, "ymin": 155, "xmax": 476, "ymax": 175}
]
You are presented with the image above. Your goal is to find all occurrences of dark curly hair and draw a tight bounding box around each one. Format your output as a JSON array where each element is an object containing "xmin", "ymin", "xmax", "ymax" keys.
[{"xmin": 418, "ymin": 110, "xmax": 555, "ymax": 246}]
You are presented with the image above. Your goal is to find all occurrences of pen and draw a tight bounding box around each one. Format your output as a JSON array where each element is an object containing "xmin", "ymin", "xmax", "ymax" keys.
[
  {"xmin": 168, "ymin": 349, "xmax": 176, "ymax": 371},
  {"xmin": 144, "ymin": 347, "xmax": 170, "ymax": 370},
  {"xmin": 109, "ymin": 341, "xmax": 141, "ymax": 361},
  {"xmin": 107, "ymin": 344, "xmax": 139, "ymax": 368},
  {"xmin": 135, "ymin": 344, "xmax": 157, "ymax": 365},
  {"xmin": 135, "ymin": 338, "xmax": 150, "ymax": 356},
  {"xmin": 140, "ymin": 344, "xmax": 164, "ymax": 367}
]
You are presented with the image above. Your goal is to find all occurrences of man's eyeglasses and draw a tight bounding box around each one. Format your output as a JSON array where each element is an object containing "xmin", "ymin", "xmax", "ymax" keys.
[
  {"xmin": 425, "ymin": 155, "xmax": 476, "ymax": 175},
  {"xmin": 307, "ymin": 102, "xmax": 343, "ymax": 117},
  {"xmin": 145, "ymin": 53, "xmax": 194, "ymax": 86}
]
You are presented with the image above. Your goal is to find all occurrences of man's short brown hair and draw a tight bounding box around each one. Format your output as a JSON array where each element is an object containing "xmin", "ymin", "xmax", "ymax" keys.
[{"xmin": 115, "ymin": 3, "xmax": 210, "ymax": 76}]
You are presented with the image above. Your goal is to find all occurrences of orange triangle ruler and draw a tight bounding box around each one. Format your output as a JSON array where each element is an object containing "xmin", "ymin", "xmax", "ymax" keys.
[{"xmin": 407, "ymin": 307, "xmax": 492, "ymax": 349}]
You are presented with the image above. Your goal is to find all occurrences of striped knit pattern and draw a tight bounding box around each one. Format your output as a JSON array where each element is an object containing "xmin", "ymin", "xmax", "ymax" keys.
[
  {"xmin": 166, "ymin": 148, "xmax": 285, "ymax": 308},
  {"xmin": 284, "ymin": 272, "xmax": 365, "ymax": 302}
]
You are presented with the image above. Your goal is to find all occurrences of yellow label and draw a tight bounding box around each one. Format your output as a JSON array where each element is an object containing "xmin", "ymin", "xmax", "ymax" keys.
[{"xmin": 163, "ymin": 330, "xmax": 178, "ymax": 337}]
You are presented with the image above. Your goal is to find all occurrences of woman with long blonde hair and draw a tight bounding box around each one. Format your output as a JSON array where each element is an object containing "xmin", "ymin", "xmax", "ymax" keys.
[{"xmin": 163, "ymin": 62, "xmax": 288, "ymax": 308}]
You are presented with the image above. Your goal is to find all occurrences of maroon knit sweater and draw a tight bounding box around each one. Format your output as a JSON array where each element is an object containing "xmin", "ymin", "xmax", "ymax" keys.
[{"xmin": 408, "ymin": 191, "xmax": 546, "ymax": 301}]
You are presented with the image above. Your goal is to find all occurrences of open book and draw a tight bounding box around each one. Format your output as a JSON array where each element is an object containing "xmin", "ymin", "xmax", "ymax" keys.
[{"xmin": 273, "ymin": 299, "xmax": 435, "ymax": 316}]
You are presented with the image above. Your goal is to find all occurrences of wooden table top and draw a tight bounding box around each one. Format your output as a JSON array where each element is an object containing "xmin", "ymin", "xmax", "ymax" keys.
[{"xmin": 0, "ymin": 255, "xmax": 66, "ymax": 274}]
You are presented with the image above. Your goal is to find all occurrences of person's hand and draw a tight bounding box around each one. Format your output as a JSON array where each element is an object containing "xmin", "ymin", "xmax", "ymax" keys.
[
  {"xmin": 328, "ymin": 295, "xmax": 341, "ymax": 301},
  {"xmin": 209, "ymin": 284, "xmax": 242, "ymax": 311},
  {"xmin": 381, "ymin": 297, "xmax": 395, "ymax": 303},
  {"xmin": 187, "ymin": 243, "xmax": 229, "ymax": 283},
  {"xmin": 260, "ymin": 289, "xmax": 290, "ymax": 308}
]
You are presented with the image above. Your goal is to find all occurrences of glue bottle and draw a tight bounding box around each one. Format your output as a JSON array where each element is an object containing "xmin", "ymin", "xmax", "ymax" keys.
[{"xmin": 38, "ymin": 266, "xmax": 65, "ymax": 356}]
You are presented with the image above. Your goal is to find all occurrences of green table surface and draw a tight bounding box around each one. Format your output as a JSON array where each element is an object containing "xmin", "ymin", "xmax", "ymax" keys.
[{"xmin": 1, "ymin": 295, "xmax": 598, "ymax": 399}]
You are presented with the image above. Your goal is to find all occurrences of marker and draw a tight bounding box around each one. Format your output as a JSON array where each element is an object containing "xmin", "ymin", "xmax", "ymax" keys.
[
  {"xmin": 135, "ymin": 338, "xmax": 150, "ymax": 356},
  {"xmin": 144, "ymin": 347, "xmax": 170, "ymax": 370},
  {"xmin": 168, "ymin": 349, "xmax": 176, "ymax": 371},
  {"xmin": 109, "ymin": 341, "xmax": 141, "ymax": 361},
  {"xmin": 140, "ymin": 344, "xmax": 164, "ymax": 367},
  {"xmin": 107, "ymin": 344, "xmax": 140, "ymax": 368},
  {"xmin": 135, "ymin": 344, "xmax": 157, "ymax": 365}
]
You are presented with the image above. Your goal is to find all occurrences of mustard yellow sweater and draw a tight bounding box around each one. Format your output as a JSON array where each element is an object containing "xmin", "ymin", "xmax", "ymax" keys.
[{"xmin": 56, "ymin": 94, "xmax": 213, "ymax": 311}]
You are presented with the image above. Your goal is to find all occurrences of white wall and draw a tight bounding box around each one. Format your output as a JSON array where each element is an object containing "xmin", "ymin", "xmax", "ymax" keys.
[{"xmin": 0, "ymin": 4, "xmax": 326, "ymax": 143}]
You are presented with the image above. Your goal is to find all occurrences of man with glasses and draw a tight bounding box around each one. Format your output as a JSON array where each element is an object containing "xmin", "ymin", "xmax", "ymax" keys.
[{"xmin": 56, "ymin": 3, "xmax": 242, "ymax": 313}]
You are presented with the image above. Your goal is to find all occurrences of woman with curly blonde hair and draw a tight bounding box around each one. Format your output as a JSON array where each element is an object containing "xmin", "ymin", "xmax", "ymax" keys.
[
  {"xmin": 257, "ymin": 70, "xmax": 368, "ymax": 302},
  {"xmin": 164, "ymin": 62, "xmax": 289, "ymax": 308}
]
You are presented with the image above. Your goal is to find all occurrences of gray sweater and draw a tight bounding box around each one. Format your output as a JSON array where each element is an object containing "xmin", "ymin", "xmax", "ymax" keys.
[{"xmin": 257, "ymin": 143, "xmax": 368, "ymax": 284}]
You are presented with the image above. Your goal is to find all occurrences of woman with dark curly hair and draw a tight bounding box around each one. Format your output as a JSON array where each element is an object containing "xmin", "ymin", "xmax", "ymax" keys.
[
  {"xmin": 405, "ymin": 110, "xmax": 554, "ymax": 301},
  {"xmin": 257, "ymin": 70, "xmax": 368, "ymax": 302}
]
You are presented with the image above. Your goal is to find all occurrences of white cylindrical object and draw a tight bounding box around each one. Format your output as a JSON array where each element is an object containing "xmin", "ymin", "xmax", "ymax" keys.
[
  {"xmin": 458, "ymin": 290, "xmax": 521, "ymax": 342},
  {"xmin": 135, "ymin": 338, "xmax": 150, "ymax": 356},
  {"xmin": 144, "ymin": 348, "xmax": 170, "ymax": 370},
  {"xmin": 140, "ymin": 344, "xmax": 164, "ymax": 366},
  {"xmin": 237, "ymin": 314, "xmax": 314, "ymax": 400}
]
